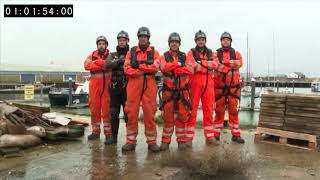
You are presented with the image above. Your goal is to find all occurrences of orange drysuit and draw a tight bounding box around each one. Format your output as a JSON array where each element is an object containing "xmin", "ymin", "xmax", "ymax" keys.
[
  {"xmin": 124, "ymin": 45, "xmax": 160, "ymax": 144},
  {"xmin": 84, "ymin": 50, "xmax": 112, "ymax": 135},
  {"xmin": 159, "ymin": 50, "xmax": 193, "ymax": 144},
  {"xmin": 186, "ymin": 47, "xmax": 229, "ymax": 141},
  {"xmin": 214, "ymin": 48, "xmax": 243, "ymax": 137}
]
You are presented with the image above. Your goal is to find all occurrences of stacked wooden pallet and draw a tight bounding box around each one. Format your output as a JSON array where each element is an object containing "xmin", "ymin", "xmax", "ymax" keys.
[
  {"xmin": 257, "ymin": 93, "xmax": 320, "ymax": 150},
  {"xmin": 284, "ymin": 94, "xmax": 320, "ymax": 136},
  {"xmin": 258, "ymin": 94, "xmax": 286, "ymax": 130}
]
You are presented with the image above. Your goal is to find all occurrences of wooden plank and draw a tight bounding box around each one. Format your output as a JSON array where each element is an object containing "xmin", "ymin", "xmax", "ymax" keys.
[
  {"xmin": 260, "ymin": 103, "xmax": 286, "ymax": 108},
  {"xmin": 258, "ymin": 121, "xmax": 283, "ymax": 127},
  {"xmin": 11, "ymin": 103, "xmax": 50, "ymax": 114},
  {"xmin": 285, "ymin": 116, "xmax": 320, "ymax": 123},
  {"xmin": 258, "ymin": 124, "xmax": 283, "ymax": 130},
  {"xmin": 255, "ymin": 127, "xmax": 317, "ymax": 143},
  {"xmin": 260, "ymin": 115, "xmax": 284, "ymax": 121},
  {"xmin": 283, "ymin": 126, "xmax": 319, "ymax": 136},
  {"xmin": 259, "ymin": 118, "xmax": 284, "ymax": 124},
  {"xmin": 286, "ymin": 109, "xmax": 320, "ymax": 117},
  {"xmin": 260, "ymin": 108, "xmax": 285, "ymax": 113},
  {"xmin": 261, "ymin": 100, "xmax": 286, "ymax": 105},
  {"xmin": 286, "ymin": 102, "xmax": 320, "ymax": 108},
  {"xmin": 287, "ymin": 95, "xmax": 320, "ymax": 101},
  {"xmin": 260, "ymin": 112, "xmax": 285, "ymax": 117},
  {"xmin": 286, "ymin": 111, "xmax": 320, "ymax": 119},
  {"xmin": 283, "ymin": 121, "xmax": 320, "ymax": 131},
  {"xmin": 286, "ymin": 105, "xmax": 320, "ymax": 112}
]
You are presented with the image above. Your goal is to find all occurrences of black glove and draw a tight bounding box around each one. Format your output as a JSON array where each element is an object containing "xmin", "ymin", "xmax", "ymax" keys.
[
  {"xmin": 145, "ymin": 59, "xmax": 154, "ymax": 65},
  {"xmin": 179, "ymin": 53, "xmax": 186, "ymax": 66},
  {"xmin": 131, "ymin": 61, "xmax": 139, "ymax": 69},
  {"xmin": 117, "ymin": 58, "xmax": 125, "ymax": 65}
]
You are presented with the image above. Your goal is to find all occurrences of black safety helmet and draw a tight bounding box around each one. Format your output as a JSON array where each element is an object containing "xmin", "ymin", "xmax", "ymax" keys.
[
  {"xmin": 117, "ymin": 30, "xmax": 130, "ymax": 42},
  {"xmin": 137, "ymin": 26, "xmax": 151, "ymax": 38},
  {"xmin": 220, "ymin": 32, "xmax": 232, "ymax": 42},
  {"xmin": 194, "ymin": 30, "xmax": 206, "ymax": 41},
  {"xmin": 96, "ymin": 35, "xmax": 108, "ymax": 45},
  {"xmin": 168, "ymin": 32, "xmax": 181, "ymax": 44}
]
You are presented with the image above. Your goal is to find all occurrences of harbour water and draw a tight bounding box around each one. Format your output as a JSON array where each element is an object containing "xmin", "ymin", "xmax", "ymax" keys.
[{"xmin": 1, "ymin": 87, "xmax": 319, "ymax": 128}]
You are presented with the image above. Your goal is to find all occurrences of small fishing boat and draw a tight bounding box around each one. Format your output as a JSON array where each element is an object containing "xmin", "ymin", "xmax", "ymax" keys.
[
  {"xmin": 48, "ymin": 81, "xmax": 89, "ymax": 106},
  {"xmin": 311, "ymin": 81, "xmax": 320, "ymax": 92}
]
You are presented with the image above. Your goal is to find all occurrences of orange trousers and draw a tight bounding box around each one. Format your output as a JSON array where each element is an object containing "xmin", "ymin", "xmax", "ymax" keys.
[
  {"xmin": 161, "ymin": 90, "xmax": 191, "ymax": 144},
  {"xmin": 88, "ymin": 75, "xmax": 111, "ymax": 135},
  {"xmin": 214, "ymin": 87, "xmax": 241, "ymax": 137},
  {"xmin": 124, "ymin": 75, "xmax": 158, "ymax": 144}
]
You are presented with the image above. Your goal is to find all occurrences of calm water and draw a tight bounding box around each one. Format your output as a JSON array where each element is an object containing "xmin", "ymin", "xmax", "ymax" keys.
[{"xmin": 1, "ymin": 87, "xmax": 319, "ymax": 128}]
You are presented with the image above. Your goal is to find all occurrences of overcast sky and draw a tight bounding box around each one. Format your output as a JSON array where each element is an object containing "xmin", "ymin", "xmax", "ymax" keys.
[{"xmin": 1, "ymin": 0, "xmax": 320, "ymax": 76}]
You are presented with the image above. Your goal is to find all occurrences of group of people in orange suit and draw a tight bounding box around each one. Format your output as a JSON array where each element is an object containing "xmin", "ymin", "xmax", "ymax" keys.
[{"xmin": 84, "ymin": 26, "xmax": 245, "ymax": 153}]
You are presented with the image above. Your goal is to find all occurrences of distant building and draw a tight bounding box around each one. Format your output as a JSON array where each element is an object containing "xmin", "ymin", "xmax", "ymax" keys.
[
  {"xmin": 276, "ymin": 74, "xmax": 287, "ymax": 78},
  {"xmin": 287, "ymin": 72, "xmax": 306, "ymax": 79},
  {"xmin": 0, "ymin": 71, "xmax": 89, "ymax": 84}
]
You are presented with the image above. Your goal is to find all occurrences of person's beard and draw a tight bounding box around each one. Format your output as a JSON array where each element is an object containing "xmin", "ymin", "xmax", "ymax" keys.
[
  {"xmin": 98, "ymin": 48, "xmax": 106, "ymax": 55},
  {"xmin": 116, "ymin": 45, "xmax": 129, "ymax": 55},
  {"xmin": 139, "ymin": 42, "xmax": 149, "ymax": 52}
]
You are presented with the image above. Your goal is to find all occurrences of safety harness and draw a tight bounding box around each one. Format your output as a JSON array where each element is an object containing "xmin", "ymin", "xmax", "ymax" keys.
[
  {"xmin": 90, "ymin": 50, "xmax": 108, "ymax": 97},
  {"xmin": 130, "ymin": 46, "xmax": 155, "ymax": 100},
  {"xmin": 191, "ymin": 47, "xmax": 213, "ymax": 97},
  {"xmin": 158, "ymin": 51, "xmax": 192, "ymax": 113},
  {"xmin": 215, "ymin": 48, "xmax": 241, "ymax": 104}
]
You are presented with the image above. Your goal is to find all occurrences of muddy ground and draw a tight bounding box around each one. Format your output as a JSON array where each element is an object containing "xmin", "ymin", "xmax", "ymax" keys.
[{"xmin": 0, "ymin": 114, "xmax": 319, "ymax": 180}]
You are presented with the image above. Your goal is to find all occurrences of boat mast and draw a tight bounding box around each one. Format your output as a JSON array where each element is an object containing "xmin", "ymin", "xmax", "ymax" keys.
[
  {"xmin": 246, "ymin": 32, "xmax": 249, "ymax": 84},
  {"xmin": 273, "ymin": 32, "xmax": 276, "ymax": 87}
]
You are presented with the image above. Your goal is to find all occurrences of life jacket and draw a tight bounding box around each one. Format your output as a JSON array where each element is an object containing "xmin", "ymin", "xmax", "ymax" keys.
[
  {"xmin": 191, "ymin": 47, "xmax": 213, "ymax": 62},
  {"xmin": 216, "ymin": 48, "xmax": 236, "ymax": 63},
  {"xmin": 90, "ymin": 50, "xmax": 108, "ymax": 75},
  {"xmin": 130, "ymin": 46, "xmax": 155, "ymax": 100},
  {"xmin": 130, "ymin": 46, "xmax": 155, "ymax": 72},
  {"xmin": 163, "ymin": 51, "xmax": 186, "ymax": 76}
]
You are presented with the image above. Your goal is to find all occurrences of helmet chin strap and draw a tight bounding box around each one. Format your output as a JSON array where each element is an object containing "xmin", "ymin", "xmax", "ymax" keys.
[
  {"xmin": 222, "ymin": 44, "xmax": 231, "ymax": 51},
  {"xmin": 196, "ymin": 45, "xmax": 206, "ymax": 52}
]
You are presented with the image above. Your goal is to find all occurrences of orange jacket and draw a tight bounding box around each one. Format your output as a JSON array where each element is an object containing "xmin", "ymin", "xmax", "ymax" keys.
[
  {"xmin": 160, "ymin": 50, "xmax": 193, "ymax": 89},
  {"xmin": 214, "ymin": 48, "xmax": 243, "ymax": 87},
  {"xmin": 84, "ymin": 50, "xmax": 110, "ymax": 74},
  {"xmin": 186, "ymin": 49, "xmax": 229, "ymax": 74},
  {"xmin": 124, "ymin": 46, "xmax": 160, "ymax": 78}
]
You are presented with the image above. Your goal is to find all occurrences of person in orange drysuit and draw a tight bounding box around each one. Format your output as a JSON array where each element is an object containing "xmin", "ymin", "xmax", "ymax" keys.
[
  {"xmin": 158, "ymin": 32, "xmax": 193, "ymax": 151},
  {"xmin": 186, "ymin": 30, "xmax": 229, "ymax": 146},
  {"xmin": 84, "ymin": 36, "xmax": 112, "ymax": 141},
  {"xmin": 213, "ymin": 32, "xmax": 245, "ymax": 144},
  {"xmin": 121, "ymin": 26, "xmax": 161, "ymax": 152}
]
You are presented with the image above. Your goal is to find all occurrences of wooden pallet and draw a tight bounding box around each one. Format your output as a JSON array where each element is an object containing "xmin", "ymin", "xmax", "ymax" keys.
[{"xmin": 254, "ymin": 127, "xmax": 318, "ymax": 150}]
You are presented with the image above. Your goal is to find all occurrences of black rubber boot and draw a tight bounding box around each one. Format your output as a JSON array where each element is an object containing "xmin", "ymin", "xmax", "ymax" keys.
[
  {"xmin": 160, "ymin": 142, "xmax": 170, "ymax": 151},
  {"xmin": 122, "ymin": 144, "xmax": 136, "ymax": 151},
  {"xmin": 206, "ymin": 138, "xmax": 220, "ymax": 145},
  {"xmin": 232, "ymin": 136, "xmax": 245, "ymax": 144},
  {"xmin": 185, "ymin": 141, "xmax": 193, "ymax": 148},
  {"xmin": 87, "ymin": 133, "xmax": 99, "ymax": 140},
  {"xmin": 148, "ymin": 144, "xmax": 161, "ymax": 153},
  {"xmin": 177, "ymin": 142, "xmax": 187, "ymax": 151},
  {"xmin": 105, "ymin": 135, "xmax": 117, "ymax": 145},
  {"xmin": 215, "ymin": 136, "xmax": 220, "ymax": 141}
]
